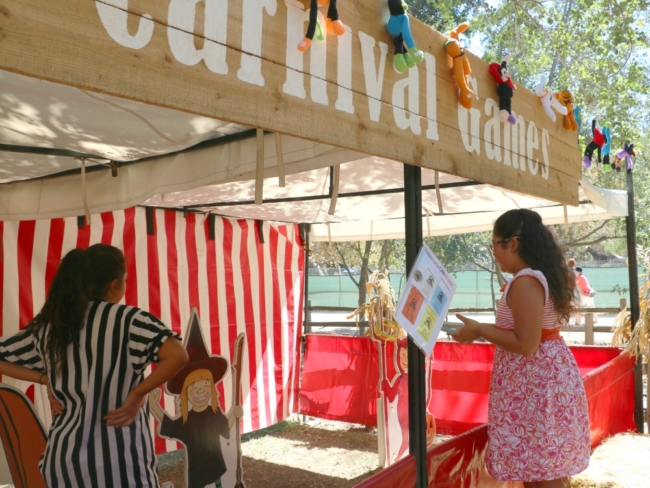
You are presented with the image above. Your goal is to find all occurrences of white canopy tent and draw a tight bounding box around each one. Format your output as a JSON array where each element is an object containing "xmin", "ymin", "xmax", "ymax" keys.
[{"xmin": 0, "ymin": 70, "xmax": 627, "ymax": 230}]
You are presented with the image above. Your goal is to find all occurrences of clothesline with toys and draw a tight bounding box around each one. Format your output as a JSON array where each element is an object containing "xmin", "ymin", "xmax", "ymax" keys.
[
  {"xmin": 441, "ymin": 21, "xmax": 638, "ymax": 174},
  {"xmin": 299, "ymin": 2, "xmax": 637, "ymax": 174}
]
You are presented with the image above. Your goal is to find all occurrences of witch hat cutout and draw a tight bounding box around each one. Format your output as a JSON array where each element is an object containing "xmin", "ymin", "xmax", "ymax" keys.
[{"xmin": 166, "ymin": 308, "xmax": 228, "ymax": 395}]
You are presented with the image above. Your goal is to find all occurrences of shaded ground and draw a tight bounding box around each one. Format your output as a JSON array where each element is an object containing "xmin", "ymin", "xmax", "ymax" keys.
[
  {"xmin": 158, "ymin": 417, "xmax": 383, "ymax": 488},
  {"xmin": 238, "ymin": 418, "xmax": 382, "ymax": 487}
]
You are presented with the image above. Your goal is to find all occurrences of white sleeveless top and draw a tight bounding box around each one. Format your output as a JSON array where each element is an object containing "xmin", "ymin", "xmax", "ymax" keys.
[{"xmin": 496, "ymin": 268, "xmax": 560, "ymax": 331}]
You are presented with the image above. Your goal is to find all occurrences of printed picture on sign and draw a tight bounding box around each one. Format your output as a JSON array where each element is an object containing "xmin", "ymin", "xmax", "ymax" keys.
[
  {"xmin": 430, "ymin": 286, "xmax": 448, "ymax": 315},
  {"xmin": 422, "ymin": 273, "xmax": 438, "ymax": 299},
  {"xmin": 417, "ymin": 306, "xmax": 438, "ymax": 342},
  {"xmin": 401, "ymin": 286, "xmax": 425, "ymax": 325}
]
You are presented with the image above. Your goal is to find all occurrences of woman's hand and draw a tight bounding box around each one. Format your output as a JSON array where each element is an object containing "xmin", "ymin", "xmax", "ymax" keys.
[
  {"xmin": 47, "ymin": 383, "xmax": 64, "ymax": 417},
  {"xmin": 450, "ymin": 314, "xmax": 482, "ymax": 344},
  {"xmin": 104, "ymin": 390, "xmax": 146, "ymax": 427}
]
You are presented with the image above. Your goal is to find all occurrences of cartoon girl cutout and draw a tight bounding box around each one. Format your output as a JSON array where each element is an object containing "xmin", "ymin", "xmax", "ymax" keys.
[{"xmin": 150, "ymin": 311, "xmax": 244, "ymax": 488}]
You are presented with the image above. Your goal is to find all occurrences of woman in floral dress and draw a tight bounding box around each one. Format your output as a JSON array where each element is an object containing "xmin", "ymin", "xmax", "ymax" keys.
[{"xmin": 452, "ymin": 209, "xmax": 590, "ymax": 488}]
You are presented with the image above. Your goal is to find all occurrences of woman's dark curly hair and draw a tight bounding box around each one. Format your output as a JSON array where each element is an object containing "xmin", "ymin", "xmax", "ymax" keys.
[
  {"xmin": 494, "ymin": 209, "xmax": 575, "ymax": 323},
  {"xmin": 26, "ymin": 244, "xmax": 126, "ymax": 371}
]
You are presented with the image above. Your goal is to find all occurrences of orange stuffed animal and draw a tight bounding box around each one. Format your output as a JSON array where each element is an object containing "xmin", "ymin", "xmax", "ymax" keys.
[
  {"xmin": 444, "ymin": 22, "xmax": 474, "ymax": 109},
  {"xmin": 552, "ymin": 90, "xmax": 578, "ymax": 131},
  {"xmin": 298, "ymin": 0, "xmax": 345, "ymax": 51}
]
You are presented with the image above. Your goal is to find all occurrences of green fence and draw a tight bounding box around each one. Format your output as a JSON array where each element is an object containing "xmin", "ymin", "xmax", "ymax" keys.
[{"xmin": 307, "ymin": 267, "xmax": 643, "ymax": 310}]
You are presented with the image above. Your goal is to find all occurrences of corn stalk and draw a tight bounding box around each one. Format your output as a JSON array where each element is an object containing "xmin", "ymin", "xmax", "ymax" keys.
[
  {"xmin": 611, "ymin": 246, "xmax": 650, "ymax": 427},
  {"xmin": 348, "ymin": 271, "xmax": 404, "ymax": 342}
]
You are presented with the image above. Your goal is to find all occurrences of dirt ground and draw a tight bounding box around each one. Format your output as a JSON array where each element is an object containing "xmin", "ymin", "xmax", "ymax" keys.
[
  {"xmin": 157, "ymin": 416, "xmax": 383, "ymax": 488},
  {"xmin": 158, "ymin": 418, "xmax": 650, "ymax": 488}
]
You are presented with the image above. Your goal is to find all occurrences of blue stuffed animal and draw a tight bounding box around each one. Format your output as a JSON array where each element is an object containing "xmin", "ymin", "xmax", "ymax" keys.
[
  {"xmin": 386, "ymin": 1, "xmax": 423, "ymax": 73},
  {"xmin": 573, "ymin": 106, "xmax": 582, "ymax": 132},
  {"xmin": 601, "ymin": 127, "xmax": 612, "ymax": 171}
]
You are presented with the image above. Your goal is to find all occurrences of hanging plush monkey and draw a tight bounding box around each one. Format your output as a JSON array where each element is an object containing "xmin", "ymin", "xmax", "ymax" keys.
[
  {"xmin": 298, "ymin": 0, "xmax": 345, "ymax": 52},
  {"xmin": 386, "ymin": 0, "xmax": 424, "ymax": 73},
  {"xmin": 488, "ymin": 56, "xmax": 517, "ymax": 124},
  {"xmin": 582, "ymin": 119, "xmax": 607, "ymax": 170}
]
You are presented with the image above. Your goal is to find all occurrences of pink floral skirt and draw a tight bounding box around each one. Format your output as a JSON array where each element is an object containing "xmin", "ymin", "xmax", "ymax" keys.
[{"xmin": 487, "ymin": 339, "xmax": 591, "ymax": 481}]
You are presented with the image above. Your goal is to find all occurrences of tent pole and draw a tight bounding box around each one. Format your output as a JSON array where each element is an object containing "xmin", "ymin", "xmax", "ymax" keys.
[
  {"xmin": 403, "ymin": 163, "xmax": 427, "ymax": 487},
  {"xmin": 302, "ymin": 224, "xmax": 311, "ymax": 335},
  {"xmin": 625, "ymin": 171, "xmax": 644, "ymax": 433}
]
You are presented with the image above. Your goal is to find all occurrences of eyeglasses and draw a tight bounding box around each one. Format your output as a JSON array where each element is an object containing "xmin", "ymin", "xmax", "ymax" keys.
[{"xmin": 489, "ymin": 237, "xmax": 519, "ymax": 251}]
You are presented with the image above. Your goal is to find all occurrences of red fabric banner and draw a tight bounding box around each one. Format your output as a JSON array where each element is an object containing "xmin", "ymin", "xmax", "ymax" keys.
[{"xmin": 300, "ymin": 335, "xmax": 379, "ymax": 426}]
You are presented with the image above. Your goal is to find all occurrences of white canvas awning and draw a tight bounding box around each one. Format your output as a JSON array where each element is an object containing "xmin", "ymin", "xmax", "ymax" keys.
[{"xmin": 0, "ymin": 70, "xmax": 627, "ymax": 236}]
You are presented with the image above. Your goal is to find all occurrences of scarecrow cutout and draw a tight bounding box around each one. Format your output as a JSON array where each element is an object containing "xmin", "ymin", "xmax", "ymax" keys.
[
  {"xmin": 150, "ymin": 310, "xmax": 246, "ymax": 488},
  {"xmin": 352, "ymin": 272, "xmax": 435, "ymax": 468}
]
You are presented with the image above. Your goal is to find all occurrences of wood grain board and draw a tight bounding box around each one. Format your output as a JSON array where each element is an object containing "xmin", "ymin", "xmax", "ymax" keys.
[{"xmin": 0, "ymin": 0, "xmax": 582, "ymax": 204}]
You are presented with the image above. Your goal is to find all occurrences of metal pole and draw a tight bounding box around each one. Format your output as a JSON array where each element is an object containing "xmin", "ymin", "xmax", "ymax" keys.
[
  {"xmin": 625, "ymin": 171, "xmax": 644, "ymax": 433},
  {"xmin": 403, "ymin": 163, "xmax": 427, "ymax": 487},
  {"xmin": 302, "ymin": 224, "xmax": 311, "ymax": 335}
]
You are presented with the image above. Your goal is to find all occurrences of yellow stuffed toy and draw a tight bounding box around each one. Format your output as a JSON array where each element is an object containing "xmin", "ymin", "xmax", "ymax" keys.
[
  {"xmin": 444, "ymin": 22, "xmax": 474, "ymax": 109},
  {"xmin": 552, "ymin": 90, "xmax": 578, "ymax": 131}
]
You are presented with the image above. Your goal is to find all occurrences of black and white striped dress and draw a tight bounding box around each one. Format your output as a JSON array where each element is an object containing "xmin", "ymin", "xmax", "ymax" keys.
[{"xmin": 0, "ymin": 300, "xmax": 180, "ymax": 488}]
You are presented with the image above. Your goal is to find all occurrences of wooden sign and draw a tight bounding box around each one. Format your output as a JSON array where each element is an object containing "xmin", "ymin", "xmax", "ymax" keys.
[{"xmin": 0, "ymin": 0, "xmax": 581, "ymax": 204}]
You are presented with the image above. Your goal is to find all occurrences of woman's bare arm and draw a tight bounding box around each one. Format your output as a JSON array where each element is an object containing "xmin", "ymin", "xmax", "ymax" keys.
[{"xmin": 453, "ymin": 276, "xmax": 545, "ymax": 356}]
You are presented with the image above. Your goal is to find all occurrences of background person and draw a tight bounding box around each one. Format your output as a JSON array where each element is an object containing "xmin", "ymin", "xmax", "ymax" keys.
[
  {"xmin": 566, "ymin": 258, "xmax": 582, "ymax": 325},
  {"xmin": 452, "ymin": 209, "xmax": 590, "ymax": 488},
  {"xmin": 0, "ymin": 244, "xmax": 188, "ymax": 487},
  {"xmin": 575, "ymin": 266, "xmax": 598, "ymax": 323}
]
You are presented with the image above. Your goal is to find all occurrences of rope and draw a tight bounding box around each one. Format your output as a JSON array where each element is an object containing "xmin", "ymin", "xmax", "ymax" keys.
[{"xmin": 77, "ymin": 158, "xmax": 92, "ymax": 225}]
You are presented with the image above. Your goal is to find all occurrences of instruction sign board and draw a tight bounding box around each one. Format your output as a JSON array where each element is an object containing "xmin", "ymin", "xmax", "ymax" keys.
[{"xmin": 396, "ymin": 245, "xmax": 456, "ymax": 356}]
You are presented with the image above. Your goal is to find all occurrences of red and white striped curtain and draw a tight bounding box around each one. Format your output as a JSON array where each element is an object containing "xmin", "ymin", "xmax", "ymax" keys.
[{"xmin": 0, "ymin": 207, "xmax": 304, "ymax": 452}]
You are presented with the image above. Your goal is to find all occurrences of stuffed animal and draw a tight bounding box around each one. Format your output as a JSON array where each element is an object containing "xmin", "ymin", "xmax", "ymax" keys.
[
  {"xmin": 386, "ymin": 1, "xmax": 424, "ymax": 73},
  {"xmin": 552, "ymin": 90, "xmax": 578, "ymax": 131},
  {"xmin": 488, "ymin": 56, "xmax": 516, "ymax": 124},
  {"xmin": 298, "ymin": 0, "xmax": 345, "ymax": 51},
  {"xmin": 601, "ymin": 127, "xmax": 612, "ymax": 171},
  {"xmin": 573, "ymin": 106, "xmax": 582, "ymax": 132},
  {"xmin": 535, "ymin": 76, "xmax": 567, "ymax": 122},
  {"xmin": 613, "ymin": 142, "xmax": 637, "ymax": 173},
  {"xmin": 583, "ymin": 119, "xmax": 607, "ymax": 170},
  {"xmin": 444, "ymin": 22, "xmax": 473, "ymax": 109}
]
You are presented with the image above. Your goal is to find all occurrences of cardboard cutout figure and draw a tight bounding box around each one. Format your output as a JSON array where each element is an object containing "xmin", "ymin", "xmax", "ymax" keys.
[
  {"xmin": 0, "ymin": 384, "xmax": 47, "ymax": 488},
  {"xmin": 376, "ymin": 338, "xmax": 435, "ymax": 466},
  {"xmin": 355, "ymin": 271, "xmax": 435, "ymax": 467},
  {"xmin": 150, "ymin": 310, "xmax": 245, "ymax": 488},
  {"xmin": 380, "ymin": 338, "xmax": 410, "ymax": 465}
]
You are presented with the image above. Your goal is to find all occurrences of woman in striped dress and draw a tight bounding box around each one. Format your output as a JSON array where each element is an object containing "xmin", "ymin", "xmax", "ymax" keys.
[
  {"xmin": 0, "ymin": 244, "xmax": 189, "ymax": 487},
  {"xmin": 452, "ymin": 209, "xmax": 590, "ymax": 488}
]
